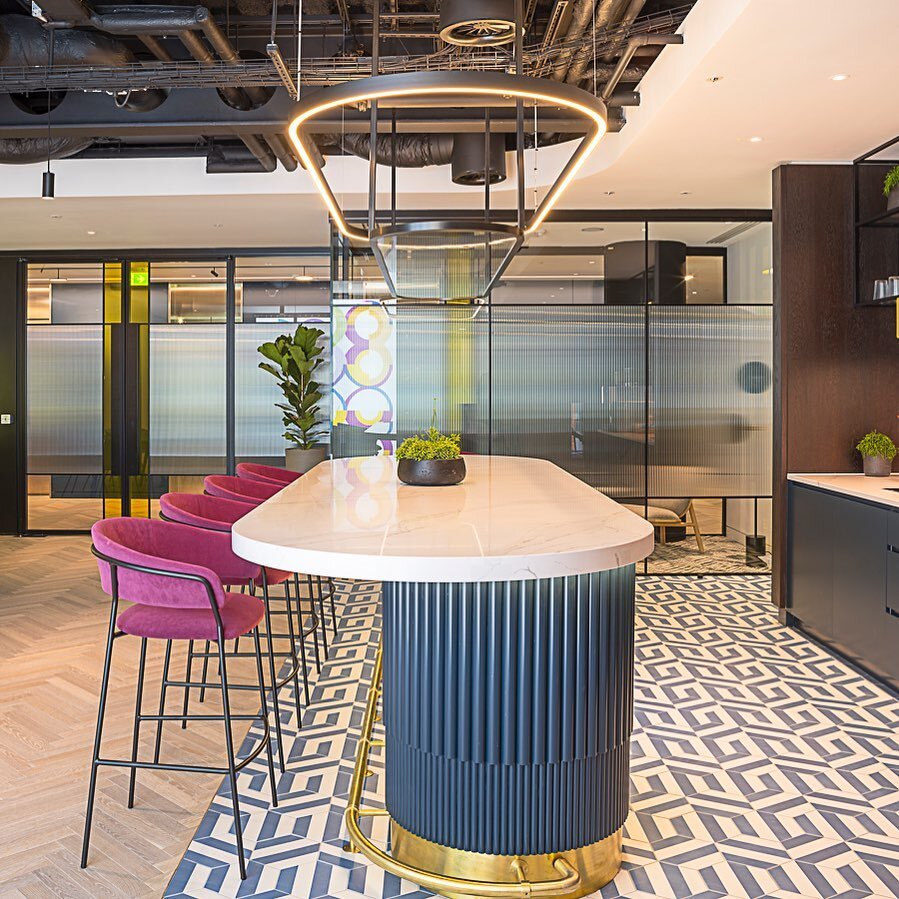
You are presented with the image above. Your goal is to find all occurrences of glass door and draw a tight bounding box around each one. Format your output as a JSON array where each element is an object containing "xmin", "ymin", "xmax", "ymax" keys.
[
  {"xmin": 24, "ymin": 258, "xmax": 229, "ymax": 531},
  {"xmin": 26, "ymin": 261, "xmax": 121, "ymax": 531}
]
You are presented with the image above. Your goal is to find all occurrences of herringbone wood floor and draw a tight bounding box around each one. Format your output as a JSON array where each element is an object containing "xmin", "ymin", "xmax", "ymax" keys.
[{"xmin": 0, "ymin": 535, "xmax": 265, "ymax": 898}]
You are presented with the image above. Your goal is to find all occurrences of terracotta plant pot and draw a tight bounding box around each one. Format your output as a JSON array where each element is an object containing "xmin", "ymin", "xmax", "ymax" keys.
[
  {"xmin": 397, "ymin": 457, "xmax": 466, "ymax": 486},
  {"xmin": 285, "ymin": 445, "xmax": 328, "ymax": 473},
  {"xmin": 862, "ymin": 454, "xmax": 892, "ymax": 477}
]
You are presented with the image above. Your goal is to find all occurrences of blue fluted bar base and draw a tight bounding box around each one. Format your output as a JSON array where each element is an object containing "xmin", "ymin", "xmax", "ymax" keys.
[{"xmin": 382, "ymin": 566, "xmax": 635, "ymax": 865}]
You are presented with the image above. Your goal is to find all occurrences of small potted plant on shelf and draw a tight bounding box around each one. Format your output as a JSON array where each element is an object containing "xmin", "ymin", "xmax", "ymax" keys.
[
  {"xmin": 855, "ymin": 430, "xmax": 896, "ymax": 478},
  {"xmin": 885, "ymin": 164, "xmax": 899, "ymax": 212},
  {"xmin": 258, "ymin": 323, "xmax": 328, "ymax": 473},
  {"xmin": 395, "ymin": 424, "xmax": 465, "ymax": 486}
]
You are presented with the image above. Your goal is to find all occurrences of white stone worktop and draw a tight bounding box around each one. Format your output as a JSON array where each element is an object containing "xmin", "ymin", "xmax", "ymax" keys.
[
  {"xmin": 232, "ymin": 455, "xmax": 655, "ymax": 582},
  {"xmin": 788, "ymin": 473, "xmax": 899, "ymax": 510}
]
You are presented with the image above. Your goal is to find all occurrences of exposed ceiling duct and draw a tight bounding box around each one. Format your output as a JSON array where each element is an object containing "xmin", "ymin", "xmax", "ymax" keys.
[
  {"xmin": 0, "ymin": 1, "xmax": 691, "ymax": 172},
  {"xmin": 0, "ymin": 13, "xmax": 165, "ymax": 162}
]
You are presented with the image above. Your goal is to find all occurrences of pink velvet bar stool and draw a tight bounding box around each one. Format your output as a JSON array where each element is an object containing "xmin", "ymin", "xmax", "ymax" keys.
[
  {"xmin": 204, "ymin": 475, "xmax": 334, "ymax": 657},
  {"xmin": 82, "ymin": 518, "xmax": 278, "ymax": 881},
  {"xmin": 232, "ymin": 466, "xmax": 339, "ymax": 644},
  {"xmin": 204, "ymin": 474, "xmax": 281, "ymax": 504},
  {"xmin": 236, "ymin": 462, "xmax": 301, "ymax": 487},
  {"xmin": 160, "ymin": 491, "xmax": 317, "ymax": 713}
]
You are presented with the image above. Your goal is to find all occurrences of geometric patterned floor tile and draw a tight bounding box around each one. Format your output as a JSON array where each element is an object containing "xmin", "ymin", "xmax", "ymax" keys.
[{"xmin": 165, "ymin": 575, "xmax": 899, "ymax": 899}]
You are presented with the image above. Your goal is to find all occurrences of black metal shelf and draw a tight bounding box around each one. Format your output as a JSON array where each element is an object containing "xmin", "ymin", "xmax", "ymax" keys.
[{"xmin": 853, "ymin": 134, "xmax": 899, "ymax": 306}]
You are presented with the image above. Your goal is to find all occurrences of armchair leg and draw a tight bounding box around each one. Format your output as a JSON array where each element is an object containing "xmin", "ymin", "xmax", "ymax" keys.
[{"xmin": 688, "ymin": 502, "xmax": 705, "ymax": 552}]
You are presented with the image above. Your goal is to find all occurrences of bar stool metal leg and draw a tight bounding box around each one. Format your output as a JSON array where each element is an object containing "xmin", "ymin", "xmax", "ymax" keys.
[
  {"xmin": 198, "ymin": 640, "xmax": 211, "ymax": 702},
  {"xmin": 181, "ymin": 639, "xmax": 195, "ymax": 729},
  {"xmin": 309, "ymin": 574, "xmax": 329, "ymax": 659},
  {"xmin": 253, "ymin": 627, "xmax": 279, "ymax": 809},
  {"xmin": 152, "ymin": 640, "xmax": 173, "ymax": 765},
  {"xmin": 296, "ymin": 573, "xmax": 321, "ymax": 673},
  {"xmin": 81, "ymin": 592, "xmax": 119, "ymax": 869},
  {"xmin": 127, "ymin": 637, "xmax": 148, "ymax": 808},
  {"xmin": 216, "ymin": 636, "xmax": 247, "ymax": 880},
  {"xmin": 260, "ymin": 572, "xmax": 286, "ymax": 773},
  {"xmin": 328, "ymin": 577, "xmax": 338, "ymax": 637},
  {"xmin": 288, "ymin": 578, "xmax": 311, "ymax": 706}
]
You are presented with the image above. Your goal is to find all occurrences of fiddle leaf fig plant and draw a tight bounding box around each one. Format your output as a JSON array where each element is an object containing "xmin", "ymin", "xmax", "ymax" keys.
[
  {"xmin": 856, "ymin": 430, "xmax": 897, "ymax": 461},
  {"xmin": 258, "ymin": 323, "xmax": 327, "ymax": 450}
]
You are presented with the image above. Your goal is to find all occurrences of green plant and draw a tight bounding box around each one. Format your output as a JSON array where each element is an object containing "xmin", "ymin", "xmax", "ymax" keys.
[
  {"xmin": 258, "ymin": 323, "xmax": 326, "ymax": 450},
  {"xmin": 856, "ymin": 430, "xmax": 897, "ymax": 461},
  {"xmin": 883, "ymin": 164, "xmax": 899, "ymax": 198},
  {"xmin": 396, "ymin": 427, "xmax": 461, "ymax": 461}
]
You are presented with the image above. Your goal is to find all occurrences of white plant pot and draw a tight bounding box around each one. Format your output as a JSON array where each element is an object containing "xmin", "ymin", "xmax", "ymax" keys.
[{"xmin": 285, "ymin": 446, "xmax": 328, "ymax": 473}]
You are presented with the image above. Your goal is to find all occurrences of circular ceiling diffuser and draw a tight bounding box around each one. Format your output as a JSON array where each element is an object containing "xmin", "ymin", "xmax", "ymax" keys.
[{"xmin": 439, "ymin": 0, "xmax": 519, "ymax": 47}]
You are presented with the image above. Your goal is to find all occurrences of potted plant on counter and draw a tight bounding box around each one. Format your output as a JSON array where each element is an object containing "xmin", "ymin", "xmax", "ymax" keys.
[
  {"xmin": 396, "ymin": 427, "xmax": 466, "ymax": 486},
  {"xmin": 885, "ymin": 165, "xmax": 899, "ymax": 212},
  {"xmin": 258, "ymin": 323, "xmax": 328, "ymax": 473},
  {"xmin": 856, "ymin": 430, "xmax": 896, "ymax": 477}
]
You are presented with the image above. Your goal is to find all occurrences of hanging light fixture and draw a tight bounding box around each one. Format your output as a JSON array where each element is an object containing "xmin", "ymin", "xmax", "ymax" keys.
[
  {"xmin": 285, "ymin": 1, "xmax": 608, "ymax": 301},
  {"xmin": 41, "ymin": 30, "xmax": 55, "ymax": 200}
]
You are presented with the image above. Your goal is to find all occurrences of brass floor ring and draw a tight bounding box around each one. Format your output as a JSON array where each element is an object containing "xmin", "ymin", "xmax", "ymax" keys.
[{"xmin": 390, "ymin": 820, "xmax": 622, "ymax": 899}]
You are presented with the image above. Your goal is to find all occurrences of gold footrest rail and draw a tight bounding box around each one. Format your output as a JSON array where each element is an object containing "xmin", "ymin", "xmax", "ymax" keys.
[{"xmin": 343, "ymin": 643, "xmax": 584, "ymax": 899}]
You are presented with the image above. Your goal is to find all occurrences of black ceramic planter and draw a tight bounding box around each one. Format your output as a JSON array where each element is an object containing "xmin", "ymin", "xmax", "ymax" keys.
[{"xmin": 397, "ymin": 457, "xmax": 466, "ymax": 486}]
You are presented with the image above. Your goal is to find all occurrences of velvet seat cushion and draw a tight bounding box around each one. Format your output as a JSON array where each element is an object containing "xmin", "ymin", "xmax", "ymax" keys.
[
  {"xmin": 117, "ymin": 593, "xmax": 264, "ymax": 641},
  {"xmin": 204, "ymin": 475, "xmax": 281, "ymax": 504},
  {"xmin": 236, "ymin": 462, "xmax": 301, "ymax": 487}
]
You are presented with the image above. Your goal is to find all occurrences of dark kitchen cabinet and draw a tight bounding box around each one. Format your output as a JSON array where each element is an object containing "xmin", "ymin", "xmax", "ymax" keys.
[
  {"xmin": 787, "ymin": 483, "xmax": 898, "ymax": 691},
  {"xmin": 787, "ymin": 484, "xmax": 835, "ymax": 641}
]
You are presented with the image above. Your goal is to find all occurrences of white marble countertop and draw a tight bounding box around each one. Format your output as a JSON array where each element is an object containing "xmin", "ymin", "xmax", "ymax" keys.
[
  {"xmin": 788, "ymin": 473, "xmax": 899, "ymax": 510},
  {"xmin": 232, "ymin": 455, "xmax": 655, "ymax": 582}
]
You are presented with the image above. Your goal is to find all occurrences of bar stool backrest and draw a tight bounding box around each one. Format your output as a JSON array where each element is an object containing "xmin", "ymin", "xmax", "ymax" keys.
[
  {"xmin": 160, "ymin": 492, "xmax": 253, "ymax": 532},
  {"xmin": 204, "ymin": 474, "xmax": 280, "ymax": 504},
  {"xmin": 236, "ymin": 462, "xmax": 301, "ymax": 487},
  {"xmin": 91, "ymin": 518, "xmax": 248, "ymax": 609}
]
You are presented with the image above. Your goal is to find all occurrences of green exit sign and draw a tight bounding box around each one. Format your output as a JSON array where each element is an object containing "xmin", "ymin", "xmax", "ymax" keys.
[{"xmin": 130, "ymin": 270, "xmax": 149, "ymax": 287}]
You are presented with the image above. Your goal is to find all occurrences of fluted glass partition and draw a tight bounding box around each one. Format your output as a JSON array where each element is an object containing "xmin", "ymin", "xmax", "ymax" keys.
[
  {"xmin": 331, "ymin": 218, "xmax": 773, "ymax": 574},
  {"xmin": 491, "ymin": 306, "xmax": 645, "ymax": 498}
]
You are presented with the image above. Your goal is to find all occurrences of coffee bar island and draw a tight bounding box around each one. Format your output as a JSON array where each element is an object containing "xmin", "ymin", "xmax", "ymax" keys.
[
  {"xmin": 787, "ymin": 474, "xmax": 899, "ymax": 692},
  {"xmin": 232, "ymin": 455, "xmax": 654, "ymax": 898}
]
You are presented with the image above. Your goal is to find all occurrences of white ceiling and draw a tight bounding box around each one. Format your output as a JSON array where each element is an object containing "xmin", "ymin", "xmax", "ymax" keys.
[{"xmin": 0, "ymin": 0, "xmax": 897, "ymax": 251}]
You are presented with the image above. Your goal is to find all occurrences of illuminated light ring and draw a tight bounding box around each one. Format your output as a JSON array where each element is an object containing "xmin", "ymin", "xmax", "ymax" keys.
[{"xmin": 286, "ymin": 71, "xmax": 608, "ymax": 243}]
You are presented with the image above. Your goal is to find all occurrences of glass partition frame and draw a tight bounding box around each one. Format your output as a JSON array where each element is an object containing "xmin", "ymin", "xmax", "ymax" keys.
[{"xmin": 331, "ymin": 213, "xmax": 774, "ymax": 575}]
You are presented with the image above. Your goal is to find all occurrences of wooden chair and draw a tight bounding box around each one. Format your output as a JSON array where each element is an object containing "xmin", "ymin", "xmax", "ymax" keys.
[{"xmin": 622, "ymin": 499, "xmax": 705, "ymax": 552}]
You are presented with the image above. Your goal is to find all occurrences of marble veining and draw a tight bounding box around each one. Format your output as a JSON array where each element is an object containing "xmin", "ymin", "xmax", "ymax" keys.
[
  {"xmin": 231, "ymin": 455, "xmax": 654, "ymax": 581},
  {"xmin": 788, "ymin": 472, "xmax": 899, "ymax": 510}
]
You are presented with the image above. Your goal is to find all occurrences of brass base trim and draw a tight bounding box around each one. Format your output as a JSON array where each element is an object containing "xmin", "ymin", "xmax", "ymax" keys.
[{"xmin": 390, "ymin": 821, "xmax": 622, "ymax": 899}]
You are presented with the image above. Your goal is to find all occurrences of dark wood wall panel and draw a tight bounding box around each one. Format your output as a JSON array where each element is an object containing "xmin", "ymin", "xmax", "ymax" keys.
[{"xmin": 773, "ymin": 163, "xmax": 898, "ymax": 609}]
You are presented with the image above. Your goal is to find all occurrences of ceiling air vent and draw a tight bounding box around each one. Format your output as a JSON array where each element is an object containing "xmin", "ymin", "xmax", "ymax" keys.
[{"xmin": 439, "ymin": 0, "xmax": 520, "ymax": 47}]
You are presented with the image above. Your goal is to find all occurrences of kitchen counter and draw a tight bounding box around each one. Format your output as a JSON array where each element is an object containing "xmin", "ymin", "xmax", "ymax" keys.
[
  {"xmin": 786, "ymin": 475, "xmax": 899, "ymax": 692},
  {"xmin": 232, "ymin": 454, "xmax": 654, "ymax": 582},
  {"xmin": 787, "ymin": 472, "xmax": 899, "ymax": 509}
]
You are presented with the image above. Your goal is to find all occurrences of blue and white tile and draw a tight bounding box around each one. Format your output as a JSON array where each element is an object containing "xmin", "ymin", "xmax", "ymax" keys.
[{"xmin": 165, "ymin": 575, "xmax": 899, "ymax": 899}]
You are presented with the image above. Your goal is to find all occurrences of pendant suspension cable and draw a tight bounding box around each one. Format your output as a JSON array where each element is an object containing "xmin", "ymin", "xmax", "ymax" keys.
[
  {"xmin": 368, "ymin": 0, "xmax": 380, "ymax": 235},
  {"xmin": 515, "ymin": 0, "xmax": 525, "ymax": 229},
  {"xmin": 47, "ymin": 29, "xmax": 54, "ymax": 172}
]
